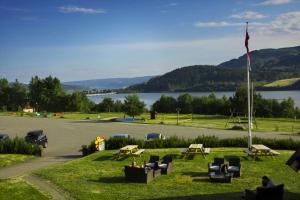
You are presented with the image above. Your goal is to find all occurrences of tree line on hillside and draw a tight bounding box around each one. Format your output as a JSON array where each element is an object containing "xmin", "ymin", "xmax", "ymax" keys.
[
  {"xmin": 152, "ymin": 88, "xmax": 300, "ymax": 118},
  {"xmin": 0, "ymin": 76, "xmax": 299, "ymax": 118}
]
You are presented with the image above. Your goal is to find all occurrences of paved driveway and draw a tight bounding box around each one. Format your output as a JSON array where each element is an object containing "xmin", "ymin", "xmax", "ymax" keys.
[{"xmin": 1, "ymin": 116, "xmax": 299, "ymax": 157}]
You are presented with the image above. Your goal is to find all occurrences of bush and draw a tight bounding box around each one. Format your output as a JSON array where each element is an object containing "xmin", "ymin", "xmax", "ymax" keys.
[
  {"xmin": 0, "ymin": 137, "xmax": 42, "ymax": 156},
  {"xmin": 102, "ymin": 135, "xmax": 300, "ymax": 150}
]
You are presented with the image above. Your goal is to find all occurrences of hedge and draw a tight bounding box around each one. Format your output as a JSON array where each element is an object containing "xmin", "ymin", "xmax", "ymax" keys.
[
  {"xmin": 0, "ymin": 137, "xmax": 42, "ymax": 156},
  {"xmin": 105, "ymin": 135, "xmax": 300, "ymax": 150},
  {"xmin": 82, "ymin": 135, "xmax": 300, "ymax": 156}
]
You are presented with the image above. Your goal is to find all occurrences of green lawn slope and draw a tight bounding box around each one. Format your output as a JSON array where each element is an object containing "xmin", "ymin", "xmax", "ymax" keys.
[{"xmin": 36, "ymin": 148, "xmax": 300, "ymax": 200}]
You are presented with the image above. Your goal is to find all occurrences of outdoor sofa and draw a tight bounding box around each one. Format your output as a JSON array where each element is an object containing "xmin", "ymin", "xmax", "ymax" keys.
[{"xmin": 124, "ymin": 166, "xmax": 154, "ymax": 183}]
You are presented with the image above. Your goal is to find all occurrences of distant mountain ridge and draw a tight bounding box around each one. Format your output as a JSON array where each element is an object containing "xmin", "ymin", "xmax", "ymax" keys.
[
  {"xmin": 64, "ymin": 76, "xmax": 154, "ymax": 90},
  {"xmin": 128, "ymin": 45, "xmax": 300, "ymax": 92}
]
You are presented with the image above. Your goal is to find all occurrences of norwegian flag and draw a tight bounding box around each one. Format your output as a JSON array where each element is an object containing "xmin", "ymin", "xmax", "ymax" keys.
[{"xmin": 245, "ymin": 22, "xmax": 251, "ymax": 70}]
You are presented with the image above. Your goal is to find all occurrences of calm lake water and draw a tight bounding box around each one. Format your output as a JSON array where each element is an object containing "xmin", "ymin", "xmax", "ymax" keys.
[{"xmin": 88, "ymin": 91, "xmax": 300, "ymax": 109}]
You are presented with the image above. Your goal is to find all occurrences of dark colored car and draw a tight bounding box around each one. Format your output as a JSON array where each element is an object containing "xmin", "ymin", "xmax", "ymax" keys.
[
  {"xmin": 0, "ymin": 133, "xmax": 9, "ymax": 141},
  {"xmin": 144, "ymin": 133, "xmax": 166, "ymax": 141},
  {"xmin": 25, "ymin": 130, "xmax": 48, "ymax": 148},
  {"xmin": 111, "ymin": 134, "xmax": 131, "ymax": 139}
]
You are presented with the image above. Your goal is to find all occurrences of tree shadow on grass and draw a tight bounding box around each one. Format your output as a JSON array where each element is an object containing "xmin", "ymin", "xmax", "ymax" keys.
[
  {"xmin": 140, "ymin": 192, "xmax": 242, "ymax": 200},
  {"xmin": 55, "ymin": 155, "xmax": 82, "ymax": 159},
  {"xmin": 93, "ymin": 155, "xmax": 113, "ymax": 161},
  {"xmin": 88, "ymin": 176, "xmax": 126, "ymax": 183},
  {"xmin": 139, "ymin": 190, "xmax": 300, "ymax": 200}
]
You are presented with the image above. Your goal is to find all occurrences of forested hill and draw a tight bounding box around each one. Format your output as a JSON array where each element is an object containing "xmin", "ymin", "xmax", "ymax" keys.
[{"xmin": 127, "ymin": 45, "xmax": 300, "ymax": 92}]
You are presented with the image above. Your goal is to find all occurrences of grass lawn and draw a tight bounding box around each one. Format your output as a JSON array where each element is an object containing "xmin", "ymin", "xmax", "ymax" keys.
[
  {"xmin": 36, "ymin": 148, "xmax": 300, "ymax": 200},
  {"xmin": 1, "ymin": 111, "xmax": 300, "ymax": 133},
  {"xmin": 264, "ymin": 77, "xmax": 300, "ymax": 87},
  {"xmin": 0, "ymin": 154, "xmax": 34, "ymax": 168},
  {"xmin": 0, "ymin": 178, "xmax": 49, "ymax": 200}
]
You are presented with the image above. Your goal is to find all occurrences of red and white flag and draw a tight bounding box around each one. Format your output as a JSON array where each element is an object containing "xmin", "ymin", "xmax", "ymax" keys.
[{"xmin": 245, "ymin": 22, "xmax": 251, "ymax": 70}]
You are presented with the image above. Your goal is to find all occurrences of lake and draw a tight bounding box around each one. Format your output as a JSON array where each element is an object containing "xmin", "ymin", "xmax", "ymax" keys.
[{"xmin": 88, "ymin": 91, "xmax": 300, "ymax": 109}]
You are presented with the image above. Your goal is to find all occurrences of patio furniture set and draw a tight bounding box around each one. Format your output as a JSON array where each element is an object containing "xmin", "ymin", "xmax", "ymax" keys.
[
  {"xmin": 124, "ymin": 155, "xmax": 173, "ymax": 183},
  {"xmin": 208, "ymin": 157, "xmax": 241, "ymax": 183}
]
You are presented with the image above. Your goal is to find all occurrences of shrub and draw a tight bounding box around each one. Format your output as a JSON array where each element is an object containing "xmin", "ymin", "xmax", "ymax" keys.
[
  {"xmin": 0, "ymin": 137, "xmax": 42, "ymax": 156},
  {"xmin": 103, "ymin": 135, "xmax": 300, "ymax": 150}
]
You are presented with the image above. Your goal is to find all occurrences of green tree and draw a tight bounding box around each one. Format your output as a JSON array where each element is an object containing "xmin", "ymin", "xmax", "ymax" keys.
[
  {"xmin": 0, "ymin": 79, "xmax": 9, "ymax": 110},
  {"xmin": 177, "ymin": 93, "xmax": 193, "ymax": 114},
  {"xmin": 152, "ymin": 95, "xmax": 177, "ymax": 113},
  {"xmin": 8, "ymin": 79, "xmax": 27, "ymax": 111},
  {"xmin": 123, "ymin": 95, "xmax": 145, "ymax": 118},
  {"xmin": 101, "ymin": 97, "xmax": 114, "ymax": 112}
]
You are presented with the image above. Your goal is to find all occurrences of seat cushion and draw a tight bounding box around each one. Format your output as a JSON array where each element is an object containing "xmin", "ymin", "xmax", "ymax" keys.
[
  {"xmin": 159, "ymin": 164, "xmax": 168, "ymax": 169},
  {"xmin": 209, "ymin": 166, "xmax": 220, "ymax": 171},
  {"xmin": 228, "ymin": 166, "xmax": 239, "ymax": 172},
  {"xmin": 146, "ymin": 163, "xmax": 155, "ymax": 168}
]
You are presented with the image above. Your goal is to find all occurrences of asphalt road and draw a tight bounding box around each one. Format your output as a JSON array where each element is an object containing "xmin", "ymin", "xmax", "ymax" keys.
[{"xmin": 1, "ymin": 116, "xmax": 299, "ymax": 158}]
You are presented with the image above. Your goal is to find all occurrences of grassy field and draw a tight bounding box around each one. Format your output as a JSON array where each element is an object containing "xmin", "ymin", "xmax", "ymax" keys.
[
  {"xmin": 0, "ymin": 178, "xmax": 49, "ymax": 200},
  {"xmin": 1, "ymin": 111, "xmax": 300, "ymax": 133},
  {"xmin": 0, "ymin": 154, "xmax": 34, "ymax": 168},
  {"xmin": 36, "ymin": 148, "xmax": 300, "ymax": 200},
  {"xmin": 264, "ymin": 77, "xmax": 300, "ymax": 87}
]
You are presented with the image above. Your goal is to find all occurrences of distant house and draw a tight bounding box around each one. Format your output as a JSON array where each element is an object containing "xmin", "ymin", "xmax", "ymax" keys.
[{"xmin": 23, "ymin": 105, "xmax": 34, "ymax": 113}]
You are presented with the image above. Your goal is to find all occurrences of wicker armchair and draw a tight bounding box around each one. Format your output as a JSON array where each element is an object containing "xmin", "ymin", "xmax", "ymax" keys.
[
  {"xmin": 227, "ymin": 160, "xmax": 241, "ymax": 177},
  {"xmin": 208, "ymin": 158, "xmax": 224, "ymax": 173},
  {"xmin": 159, "ymin": 156, "xmax": 173, "ymax": 174},
  {"xmin": 145, "ymin": 155, "xmax": 159, "ymax": 168}
]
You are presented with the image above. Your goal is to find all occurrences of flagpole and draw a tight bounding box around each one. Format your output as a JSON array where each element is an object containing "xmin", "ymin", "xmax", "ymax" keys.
[{"xmin": 246, "ymin": 22, "xmax": 252, "ymax": 149}]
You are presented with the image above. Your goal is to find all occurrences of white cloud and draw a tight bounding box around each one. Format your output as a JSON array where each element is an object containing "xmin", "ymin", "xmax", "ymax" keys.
[
  {"xmin": 195, "ymin": 11, "xmax": 300, "ymax": 34},
  {"xmin": 257, "ymin": 11, "xmax": 300, "ymax": 34},
  {"xmin": 168, "ymin": 3, "xmax": 178, "ymax": 6},
  {"xmin": 58, "ymin": 6, "xmax": 106, "ymax": 14},
  {"xmin": 258, "ymin": 0, "xmax": 293, "ymax": 6},
  {"xmin": 194, "ymin": 21, "xmax": 266, "ymax": 28},
  {"xmin": 230, "ymin": 11, "xmax": 267, "ymax": 19}
]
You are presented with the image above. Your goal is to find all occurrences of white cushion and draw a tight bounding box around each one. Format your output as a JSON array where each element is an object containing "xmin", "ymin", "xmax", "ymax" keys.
[
  {"xmin": 228, "ymin": 166, "xmax": 239, "ymax": 172},
  {"xmin": 145, "ymin": 163, "xmax": 155, "ymax": 167},
  {"xmin": 159, "ymin": 164, "xmax": 168, "ymax": 168},
  {"xmin": 209, "ymin": 166, "xmax": 220, "ymax": 170}
]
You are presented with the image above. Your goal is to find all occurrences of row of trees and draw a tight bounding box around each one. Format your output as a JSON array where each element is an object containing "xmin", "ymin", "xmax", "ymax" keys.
[
  {"xmin": 1, "ymin": 76, "xmax": 299, "ymax": 118},
  {"xmin": 0, "ymin": 76, "xmax": 94, "ymax": 113},
  {"xmin": 152, "ymin": 87, "xmax": 300, "ymax": 118},
  {"xmin": 0, "ymin": 76, "xmax": 146, "ymax": 117}
]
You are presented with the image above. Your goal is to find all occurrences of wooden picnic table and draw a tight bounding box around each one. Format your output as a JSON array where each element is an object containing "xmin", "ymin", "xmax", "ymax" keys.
[
  {"xmin": 244, "ymin": 144, "xmax": 280, "ymax": 159},
  {"xmin": 113, "ymin": 145, "xmax": 145, "ymax": 158},
  {"xmin": 182, "ymin": 144, "xmax": 210, "ymax": 158}
]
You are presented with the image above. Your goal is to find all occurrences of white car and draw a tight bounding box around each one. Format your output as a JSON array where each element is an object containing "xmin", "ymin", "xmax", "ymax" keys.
[{"xmin": 144, "ymin": 133, "xmax": 166, "ymax": 141}]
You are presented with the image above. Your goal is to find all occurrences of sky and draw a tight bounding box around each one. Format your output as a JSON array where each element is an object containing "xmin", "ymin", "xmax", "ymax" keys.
[{"xmin": 0, "ymin": 0, "xmax": 300, "ymax": 83}]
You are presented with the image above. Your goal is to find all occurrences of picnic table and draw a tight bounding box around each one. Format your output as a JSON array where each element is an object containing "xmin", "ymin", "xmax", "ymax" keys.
[
  {"xmin": 113, "ymin": 145, "xmax": 145, "ymax": 159},
  {"xmin": 182, "ymin": 144, "xmax": 210, "ymax": 158},
  {"xmin": 244, "ymin": 144, "xmax": 280, "ymax": 159}
]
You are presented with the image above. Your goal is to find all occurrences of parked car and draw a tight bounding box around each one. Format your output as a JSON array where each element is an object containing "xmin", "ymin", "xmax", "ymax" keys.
[
  {"xmin": 144, "ymin": 133, "xmax": 166, "ymax": 141},
  {"xmin": 0, "ymin": 133, "xmax": 9, "ymax": 141},
  {"xmin": 111, "ymin": 134, "xmax": 131, "ymax": 139},
  {"xmin": 25, "ymin": 130, "xmax": 48, "ymax": 148}
]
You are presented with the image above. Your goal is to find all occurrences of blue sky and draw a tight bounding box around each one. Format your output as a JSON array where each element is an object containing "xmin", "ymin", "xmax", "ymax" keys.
[{"xmin": 1, "ymin": 0, "xmax": 300, "ymax": 83}]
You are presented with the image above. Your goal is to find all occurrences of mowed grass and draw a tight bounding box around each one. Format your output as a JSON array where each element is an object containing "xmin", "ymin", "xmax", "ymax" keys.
[
  {"xmin": 36, "ymin": 148, "xmax": 300, "ymax": 200},
  {"xmin": 1, "ymin": 111, "xmax": 300, "ymax": 133},
  {"xmin": 53, "ymin": 112, "xmax": 300, "ymax": 133},
  {"xmin": 264, "ymin": 77, "xmax": 300, "ymax": 87},
  {"xmin": 0, "ymin": 154, "xmax": 34, "ymax": 168},
  {"xmin": 0, "ymin": 178, "xmax": 49, "ymax": 200}
]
